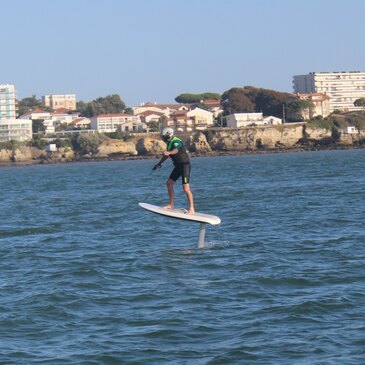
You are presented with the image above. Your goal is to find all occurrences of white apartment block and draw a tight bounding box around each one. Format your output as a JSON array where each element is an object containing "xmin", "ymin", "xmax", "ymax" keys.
[
  {"xmin": 90, "ymin": 113, "xmax": 146, "ymax": 133},
  {"xmin": 43, "ymin": 94, "xmax": 76, "ymax": 110},
  {"xmin": 0, "ymin": 84, "xmax": 17, "ymax": 119},
  {"xmin": 293, "ymin": 71, "xmax": 365, "ymax": 112},
  {"xmin": 0, "ymin": 119, "xmax": 33, "ymax": 142}
]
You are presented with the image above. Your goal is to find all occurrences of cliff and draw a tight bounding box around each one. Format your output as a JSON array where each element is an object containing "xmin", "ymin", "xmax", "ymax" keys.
[{"xmin": 1, "ymin": 124, "xmax": 364, "ymax": 165}]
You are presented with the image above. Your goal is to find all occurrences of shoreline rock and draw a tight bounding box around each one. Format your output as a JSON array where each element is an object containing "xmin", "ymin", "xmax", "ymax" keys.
[{"xmin": 1, "ymin": 125, "xmax": 364, "ymax": 167}]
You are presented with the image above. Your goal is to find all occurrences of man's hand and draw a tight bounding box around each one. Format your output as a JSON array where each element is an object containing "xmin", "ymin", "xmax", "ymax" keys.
[{"xmin": 152, "ymin": 163, "xmax": 162, "ymax": 171}]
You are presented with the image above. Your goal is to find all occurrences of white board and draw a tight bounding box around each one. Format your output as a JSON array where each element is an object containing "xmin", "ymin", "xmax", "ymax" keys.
[{"xmin": 139, "ymin": 203, "xmax": 221, "ymax": 226}]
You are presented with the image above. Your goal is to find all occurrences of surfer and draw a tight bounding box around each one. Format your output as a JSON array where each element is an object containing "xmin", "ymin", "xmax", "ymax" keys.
[{"xmin": 153, "ymin": 127, "xmax": 195, "ymax": 214}]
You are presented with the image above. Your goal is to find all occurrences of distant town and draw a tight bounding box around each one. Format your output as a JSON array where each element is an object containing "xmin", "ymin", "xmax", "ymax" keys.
[{"xmin": 1, "ymin": 71, "xmax": 365, "ymax": 144}]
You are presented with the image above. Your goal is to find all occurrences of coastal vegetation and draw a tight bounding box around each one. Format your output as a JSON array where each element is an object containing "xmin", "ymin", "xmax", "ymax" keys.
[
  {"xmin": 221, "ymin": 86, "xmax": 292, "ymax": 117},
  {"xmin": 175, "ymin": 92, "xmax": 220, "ymax": 104}
]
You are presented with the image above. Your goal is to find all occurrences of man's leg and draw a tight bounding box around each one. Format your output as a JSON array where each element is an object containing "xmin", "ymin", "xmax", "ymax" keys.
[
  {"xmin": 163, "ymin": 178, "xmax": 175, "ymax": 209},
  {"xmin": 183, "ymin": 183, "xmax": 195, "ymax": 214}
]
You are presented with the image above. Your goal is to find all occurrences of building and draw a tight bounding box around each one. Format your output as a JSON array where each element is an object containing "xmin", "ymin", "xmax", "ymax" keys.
[
  {"xmin": 287, "ymin": 93, "xmax": 331, "ymax": 120},
  {"xmin": 0, "ymin": 84, "xmax": 17, "ymax": 119},
  {"xmin": 69, "ymin": 117, "xmax": 91, "ymax": 129},
  {"xmin": 0, "ymin": 119, "xmax": 33, "ymax": 142},
  {"xmin": 43, "ymin": 94, "xmax": 76, "ymax": 110},
  {"xmin": 263, "ymin": 116, "xmax": 283, "ymax": 125},
  {"xmin": 19, "ymin": 108, "xmax": 51, "ymax": 120},
  {"xmin": 227, "ymin": 113, "xmax": 282, "ymax": 128},
  {"xmin": 90, "ymin": 113, "xmax": 146, "ymax": 133},
  {"xmin": 226, "ymin": 113, "xmax": 264, "ymax": 128},
  {"xmin": 50, "ymin": 108, "xmax": 80, "ymax": 125},
  {"xmin": 165, "ymin": 107, "xmax": 214, "ymax": 132},
  {"xmin": 132, "ymin": 102, "xmax": 190, "ymax": 117},
  {"xmin": 201, "ymin": 99, "xmax": 223, "ymax": 118},
  {"xmin": 293, "ymin": 71, "xmax": 365, "ymax": 112}
]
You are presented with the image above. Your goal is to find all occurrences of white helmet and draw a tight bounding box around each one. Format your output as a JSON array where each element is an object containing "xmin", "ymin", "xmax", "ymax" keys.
[{"xmin": 161, "ymin": 127, "xmax": 174, "ymax": 141}]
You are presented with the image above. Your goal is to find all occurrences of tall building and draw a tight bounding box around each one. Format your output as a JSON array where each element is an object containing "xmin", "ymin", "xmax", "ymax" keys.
[
  {"xmin": 43, "ymin": 94, "xmax": 76, "ymax": 110},
  {"xmin": 293, "ymin": 71, "xmax": 365, "ymax": 112},
  {"xmin": 0, "ymin": 83, "xmax": 32, "ymax": 141},
  {"xmin": 0, "ymin": 84, "xmax": 17, "ymax": 119}
]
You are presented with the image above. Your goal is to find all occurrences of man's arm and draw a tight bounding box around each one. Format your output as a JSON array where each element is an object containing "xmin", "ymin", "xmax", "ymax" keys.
[{"xmin": 153, "ymin": 154, "xmax": 169, "ymax": 170}]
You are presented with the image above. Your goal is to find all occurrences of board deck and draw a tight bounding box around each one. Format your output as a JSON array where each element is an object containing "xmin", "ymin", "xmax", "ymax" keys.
[{"xmin": 139, "ymin": 203, "xmax": 221, "ymax": 225}]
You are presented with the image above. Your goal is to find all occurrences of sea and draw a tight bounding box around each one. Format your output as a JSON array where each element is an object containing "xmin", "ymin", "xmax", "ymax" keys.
[{"xmin": 0, "ymin": 149, "xmax": 364, "ymax": 365}]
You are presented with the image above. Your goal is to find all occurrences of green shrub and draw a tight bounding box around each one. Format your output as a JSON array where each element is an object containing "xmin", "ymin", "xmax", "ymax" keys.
[
  {"xmin": 72, "ymin": 134, "xmax": 102, "ymax": 155},
  {"xmin": 306, "ymin": 119, "xmax": 334, "ymax": 130}
]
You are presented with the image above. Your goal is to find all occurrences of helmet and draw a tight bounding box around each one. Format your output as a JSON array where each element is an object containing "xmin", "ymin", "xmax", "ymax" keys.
[{"xmin": 161, "ymin": 127, "xmax": 174, "ymax": 142}]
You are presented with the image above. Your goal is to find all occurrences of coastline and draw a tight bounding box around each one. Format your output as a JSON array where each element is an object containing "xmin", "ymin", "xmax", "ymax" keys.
[{"xmin": 1, "ymin": 144, "xmax": 363, "ymax": 168}]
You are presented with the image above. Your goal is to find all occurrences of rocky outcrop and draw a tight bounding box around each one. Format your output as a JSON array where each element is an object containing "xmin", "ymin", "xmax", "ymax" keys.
[
  {"xmin": 186, "ymin": 132, "xmax": 212, "ymax": 152},
  {"xmin": 135, "ymin": 136, "xmax": 165, "ymax": 155},
  {"xmin": 338, "ymin": 130, "xmax": 365, "ymax": 146},
  {"xmin": 0, "ymin": 146, "xmax": 43, "ymax": 163},
  {"xmin": 98, "ymin": 139, "xmax": 138, "ymax": 157},
  {"xmin": 205, "ymin": 124, "xmax": 304, "ymax": 151}
]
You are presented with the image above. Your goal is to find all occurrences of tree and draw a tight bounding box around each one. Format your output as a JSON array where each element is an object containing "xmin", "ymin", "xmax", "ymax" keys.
[
  {"xmin": 286, "ymin": 99, "xmax": 315, "ymax": 121},
  {"xmin": 221, "ymin": 86, "xmax": 291, "ymax": 117},
  {"xmin": 175, "ymin": 92, "xmax": 220, "ymax": 104},
  {"xmin": 32, "ymin": 119, "xmax": 45, "ymax": 133},
  {"xmin": 354, "ymin": 97, "xmax": 365, "ymax": 112},
  {"xmin": 72, "ymin": 134, "xmax": 102, "ymax": 155},
  {"xmin": 76, "ymin": 94, "xmax": 126, "ymax": 117},
  {"xmin": 17, "ymin": 95, "xmax": 42, "ymax": 116},
  {"xmin": 221, "ymin": 88, "xmax": 255, "ymax": 114}
]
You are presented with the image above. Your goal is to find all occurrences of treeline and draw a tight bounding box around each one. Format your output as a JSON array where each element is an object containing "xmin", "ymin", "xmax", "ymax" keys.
[
  {"xmin": 221, "ymin": 86, "xmax": 292, "ymax": 118},
  {"xmin": 17, "ymin": 94, "xmax": 128, "ymax": 117},
  {"xmin": 17, "ymin": 88, "xmax": 365, "ymax": 122}
]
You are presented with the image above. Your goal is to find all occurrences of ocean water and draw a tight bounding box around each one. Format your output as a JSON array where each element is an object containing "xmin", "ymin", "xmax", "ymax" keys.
[{"xmin": 0, "ymin": 149, "xmax": 364, "ymax": 364}]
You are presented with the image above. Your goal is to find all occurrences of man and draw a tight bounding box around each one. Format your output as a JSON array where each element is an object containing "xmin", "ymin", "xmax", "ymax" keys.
[{"xmin": 153, "ymin": 127, "xmax": 195, "ymax": 214}]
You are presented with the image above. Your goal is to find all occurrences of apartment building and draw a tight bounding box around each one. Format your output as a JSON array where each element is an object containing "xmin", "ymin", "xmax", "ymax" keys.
[
  {"xmin": 293, "ymin": 71, "xmax": 365, "ymax": 112},
  {"xmin": 43, "ymin": 94, "xmax": 76, "ymax": 110},
  {"xmin": 0, "ymin": 119, "xmax": 33, "ymax": 142},
  {"xmin": 0, "ymin": 84, "xmax": 17, "ymax": 119},
  {"xmin": 0, "ymin": 84, "xmax": 32, "ymax": 141},
  {"xmin": 90, "ymin": 113, "xmax": 146, "ymax": 133}
]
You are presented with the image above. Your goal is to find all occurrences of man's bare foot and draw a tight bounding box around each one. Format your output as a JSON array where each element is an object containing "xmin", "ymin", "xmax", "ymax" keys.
[
  {"xmin": 162, "ymin": 205, "xmax": 173, "ymax": 210},
  {"xmin": 187, "ymin": 209, "xmax": 195, "ymax": 214}
]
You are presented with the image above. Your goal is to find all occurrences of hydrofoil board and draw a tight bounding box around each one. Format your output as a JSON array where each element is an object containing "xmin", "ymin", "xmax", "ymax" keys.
[{"xmin": 139, "ymin": 203, "xmax": 221, "ymax": 226}]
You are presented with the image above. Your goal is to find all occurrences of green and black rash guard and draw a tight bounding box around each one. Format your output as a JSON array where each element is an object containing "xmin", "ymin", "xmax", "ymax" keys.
[{"xmin": 166, "ymin": 136, "xmax": 189, "ymax": 165}]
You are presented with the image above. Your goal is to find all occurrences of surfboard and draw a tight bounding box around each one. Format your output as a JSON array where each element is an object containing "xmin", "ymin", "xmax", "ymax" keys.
[{"xmin": 138, "ymin": 203, "xmax": 221, "ymax": 226}]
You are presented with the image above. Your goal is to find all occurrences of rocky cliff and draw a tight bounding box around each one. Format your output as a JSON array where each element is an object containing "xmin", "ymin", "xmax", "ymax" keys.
[{"xmin": 1, "ymin": 124, "xmax": 364, "ymax": 165}]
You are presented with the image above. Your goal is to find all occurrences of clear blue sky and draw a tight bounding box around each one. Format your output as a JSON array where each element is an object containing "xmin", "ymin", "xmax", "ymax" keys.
[{"xmin": 1, "ymin": 0, "xmax": 364, "ymax": 107}]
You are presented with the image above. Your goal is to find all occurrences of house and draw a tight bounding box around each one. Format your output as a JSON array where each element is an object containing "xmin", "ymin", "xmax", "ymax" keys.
[
  {"xmin": 288, "ymin": 93, "xmax": 331, "ymax": 119},
  {"xmin": 201, "ymin": 99, "xmax": 223, "ymax": 118},
  {"xmin": 51, "ymin": 108, "xmax": 80, "ymax": 125},
  {"xmin": 263, "ymin": 116, "xmax": 282, "ymax": 125},
  {"xmin": 19, "ymin": 108, "xmax": 51, "ymax": 120},
  {"xmin": 132, "ymin": 102, "xmax": 191, "ymax": 117},
  {"xmin": 343, "ymin": 126, "xmax": 358, "ymax": 134},
  {"xmin": 43, "ymin": 119, "xmax": 56, "ymax": 134},
  {"xmin": 90, "ymin": 113, "xmax": 146, "ymax": 133},
  {"xmin": 187, "ymin": 108, "xmax": 214, "ymax": 127},
  {"xmin": 69, "ymin": 117, "xmax": 91, "ymax": 129},
  {"xmin": 165, "ymin": 108, "xmax": 214, "ymax": 132},
  {"xmin": 226, "ymin": 113, "xmax": 265, "ymax": 128},
  {"xmin": 136, "ymin": 110, "xmax": 164, "ymax": 124}
]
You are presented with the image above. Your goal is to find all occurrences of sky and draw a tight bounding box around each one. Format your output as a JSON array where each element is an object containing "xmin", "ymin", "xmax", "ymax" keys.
[{"xmin": 1, "ymin": 0, "xmax": 364, "ymax": 107}]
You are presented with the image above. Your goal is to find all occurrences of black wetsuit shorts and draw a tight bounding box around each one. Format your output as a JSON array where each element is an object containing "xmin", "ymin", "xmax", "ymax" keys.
[{"xmin": 169, "ymin": 163, "xmax": 191, "ymax": 184}]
